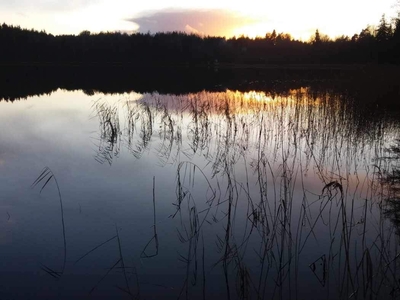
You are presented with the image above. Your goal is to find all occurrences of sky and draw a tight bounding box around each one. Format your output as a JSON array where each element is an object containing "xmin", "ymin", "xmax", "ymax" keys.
[{"xmin": 0, "ymin": 0, "xmax": 398, "ymax": 40}]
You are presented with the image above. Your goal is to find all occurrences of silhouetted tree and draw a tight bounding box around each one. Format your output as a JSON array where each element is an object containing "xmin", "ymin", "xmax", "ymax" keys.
[
  {"xmin": 376, "ymin": 15, "xmax": 391, "ymax": 42},
  {"xmin": 393, "ymin": 13, "xmax": 400, "ymax": 41},
  {"xmin": 313, "ymin": 29, "xmax": 321, "ymax": 45}
]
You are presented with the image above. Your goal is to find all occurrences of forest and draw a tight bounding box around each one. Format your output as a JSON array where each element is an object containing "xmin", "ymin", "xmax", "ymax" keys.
[{"xmin": 0, "ymin": 14, "xmax": 399, "ymax": 65}]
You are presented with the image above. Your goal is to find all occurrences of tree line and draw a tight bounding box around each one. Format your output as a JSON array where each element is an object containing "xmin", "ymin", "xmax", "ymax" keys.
[
  {"xmin": 1, "ymin": 65, "xmax": 399, "ymax": 102},
  {"xmin": 0, "ymin": 14, "xmax": 399, "ymax": 65}
]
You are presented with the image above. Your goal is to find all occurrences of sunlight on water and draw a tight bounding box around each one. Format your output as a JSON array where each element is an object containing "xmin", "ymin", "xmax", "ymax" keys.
[{"xmin": 0, "ymin": 87, "xmax": 399, "ymax": 299}]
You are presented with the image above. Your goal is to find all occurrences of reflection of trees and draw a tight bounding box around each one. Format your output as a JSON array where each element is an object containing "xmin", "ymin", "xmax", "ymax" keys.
[
  {"xmin": 91, "ymin": 88, "xmax": 400, "ymax": 298},
  {"xmin": 2, "ymin": 65, "xmax": 400, "ymax": 113}
]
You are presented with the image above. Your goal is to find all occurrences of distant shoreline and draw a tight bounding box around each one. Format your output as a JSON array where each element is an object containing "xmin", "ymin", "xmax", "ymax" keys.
[
  {"xmin": 0, "ymin": 62, "xmax": 399, "ymax": 70},
  {"xmin": 1, "ymin": 61, "xmax": 399, "ymax": 102}
]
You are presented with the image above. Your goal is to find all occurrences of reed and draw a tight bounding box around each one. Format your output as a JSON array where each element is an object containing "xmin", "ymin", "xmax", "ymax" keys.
[{"xmin": 34, "ymin": 87, "xmax": 400, "ymax": 299}]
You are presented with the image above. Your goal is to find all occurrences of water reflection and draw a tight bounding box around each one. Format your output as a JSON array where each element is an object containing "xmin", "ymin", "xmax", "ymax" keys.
[
  {"xmin": 0, "ymin": 87, "xmax": 399, "ymax": 299},
  {"xmin": 95, "ymin": 88, "xmax": 396, "ymax": 169},
  {"xmin": 379, "ymin": 140, "xmax": 400, "ymax": 238},
  {"xmin": 93, "ymin": 101, "xmax": 121, "ymax": 165},
  {"xmin": 88, "ymin": 89, "xmax": 400, "ymax": 299}
]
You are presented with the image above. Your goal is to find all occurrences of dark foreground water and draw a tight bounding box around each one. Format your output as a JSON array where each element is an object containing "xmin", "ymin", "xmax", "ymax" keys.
[{"xmin": 1, "ymin": 67, "xmax": 400, "ymax": 300}]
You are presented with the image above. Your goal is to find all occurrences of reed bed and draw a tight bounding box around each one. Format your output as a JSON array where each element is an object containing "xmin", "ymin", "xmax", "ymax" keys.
[{"xmin": 35, "ymin": 88, "xmax": 400, "ymax": 299}]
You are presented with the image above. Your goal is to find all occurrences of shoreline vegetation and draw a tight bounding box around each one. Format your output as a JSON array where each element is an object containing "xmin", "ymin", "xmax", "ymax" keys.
[
  {"xmin": 1, "ymin": 13, "xmax": 400, "ymax": 65},
  {"xmin": 1, "ymin": 64, "xmax": 400, "ymax": 102},
  {"xmin": 27, "ymin": 87, "xmax": 400, "ymax": 299},
  {"xmin": 0, "ymin": 61, "xmax": 398, "ymax": 69},
  {"xmin": 0, "ymin": 61, "xmax": 383, "ymax": 67}
]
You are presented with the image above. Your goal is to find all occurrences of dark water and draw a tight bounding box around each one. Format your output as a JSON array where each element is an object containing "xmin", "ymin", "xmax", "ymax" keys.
[{"xmin": 1, "ymin": 67, "xmax": 400, "ymax": 300}]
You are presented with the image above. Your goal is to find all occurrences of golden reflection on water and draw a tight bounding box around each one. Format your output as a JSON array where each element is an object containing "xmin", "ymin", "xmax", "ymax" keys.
[
  {"xmin": 233, "ymin": 88, "xmax": 310, "ymax": 104},
  {"xmin": 233, "ymin": 90, "xmax": 275, "ymax": 103},
  {"xmin": 1, "ymin": 87, "xmax": 400, "ymax": 299},
  {"xmin": 172, "ymin": 88, "xmax": 324, "ymax": 117},
  {"xmin": 124, "ymin": 88, "xmax": 400, "ymax": 176}
]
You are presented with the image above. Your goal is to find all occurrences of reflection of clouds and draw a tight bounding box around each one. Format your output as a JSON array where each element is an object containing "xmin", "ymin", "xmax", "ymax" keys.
[
  {"xmin": 135, "ymin": 90, "xmax": 301, "ymax": 115},
  {"xmin": 129, "ymin": 9, "xmax": 255, "ymax": 37}
]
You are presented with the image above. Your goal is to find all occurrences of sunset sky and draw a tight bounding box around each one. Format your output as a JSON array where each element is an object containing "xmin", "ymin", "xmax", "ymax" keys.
[{"xmin": 0, "ymin": 0, "xmax": 398, "ymax": 40}]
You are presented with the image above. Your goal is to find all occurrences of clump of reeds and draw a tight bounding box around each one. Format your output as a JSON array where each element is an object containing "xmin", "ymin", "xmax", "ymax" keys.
[
  {"xmin": 92, "ymin": 101, "xmax": 121, "ymax": 165},
  {"xmin": 33, "ymin": 88, "xmax": 400, "ymax": 299}
]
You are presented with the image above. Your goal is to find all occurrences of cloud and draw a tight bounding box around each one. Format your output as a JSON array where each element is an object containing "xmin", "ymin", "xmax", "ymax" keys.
[
  {"xmin": 128, "ymin": 9, "xmax": 256, "ymax": 37},
  {"xmin": 0, "ymin": 0, "xmax": 101, "ymax": 12},
  {"xmin": 185, "ymin": 24, "xmax": 200, "ymax": 34}
]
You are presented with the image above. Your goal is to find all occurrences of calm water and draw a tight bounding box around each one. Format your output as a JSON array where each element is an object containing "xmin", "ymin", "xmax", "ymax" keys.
[{"xmin": 1, "ymin": 73, "xmax": 400, "ymax": 299}]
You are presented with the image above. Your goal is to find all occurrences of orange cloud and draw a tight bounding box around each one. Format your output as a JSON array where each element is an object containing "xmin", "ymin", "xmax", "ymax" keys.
[{"xmin": 129, "ymin": 9, "xmax": 258, "ymax": 37}]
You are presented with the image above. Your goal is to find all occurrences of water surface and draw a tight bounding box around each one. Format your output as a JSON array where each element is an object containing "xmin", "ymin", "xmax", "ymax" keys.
[{"xmin": 0, "ymin": 73, "xmax": 400, "ymax": 299}]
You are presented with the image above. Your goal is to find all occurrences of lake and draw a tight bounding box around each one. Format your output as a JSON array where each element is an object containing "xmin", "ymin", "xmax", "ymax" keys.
[{"xmin": 0, "ymin": 66, "xmax": 400, "ymax": 300}]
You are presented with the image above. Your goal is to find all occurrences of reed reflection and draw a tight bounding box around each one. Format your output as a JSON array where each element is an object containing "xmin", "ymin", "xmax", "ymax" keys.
[{"xmin": 90, "ymin": 88, "xmax": 400, "ymax": 299}]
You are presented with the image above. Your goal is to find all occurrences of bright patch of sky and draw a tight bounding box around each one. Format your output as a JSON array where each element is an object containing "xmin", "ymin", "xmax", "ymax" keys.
[{"xmin": 0, "ymin": 0, "xmax": 397, "ymax": 39}]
